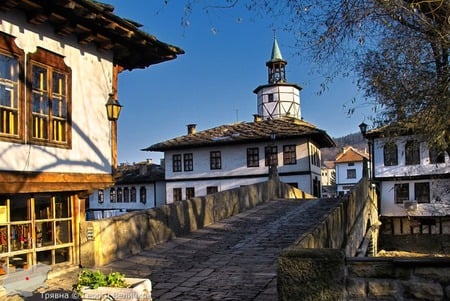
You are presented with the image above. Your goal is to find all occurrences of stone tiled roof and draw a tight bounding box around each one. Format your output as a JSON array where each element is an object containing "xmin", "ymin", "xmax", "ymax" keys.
[
  {"xmin": 143, "ymin": 117, "xmax": 335, "ymax": 152},
  {"xmin": 115, "ymin": 163, "xmax": 164, "ymax": 185},
  {"xmin": 0, "ymin": 0, "xmax": 184, "ymax": 70}
]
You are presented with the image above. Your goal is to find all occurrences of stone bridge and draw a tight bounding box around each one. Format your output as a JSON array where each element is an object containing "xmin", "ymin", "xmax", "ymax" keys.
[{"xmin": 74, "ymin": 179, "xmax": 380, "ymax": 300}]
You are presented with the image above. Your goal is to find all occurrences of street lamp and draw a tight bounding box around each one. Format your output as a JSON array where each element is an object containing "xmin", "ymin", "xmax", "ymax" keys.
[
  {"xmin": 359, "ymin": 121, "xmax": 368, "ymax": 137},
  {"xmin": 359, "ymin": 121, "xmax": 372, "ymax": 179},
  {"xmin": 268, "ymin": 132, "xmax": 278, "ymax": 180},
  {"xmin": 105, "ymin": 94, "xmax": 122, "ymax": 121}
]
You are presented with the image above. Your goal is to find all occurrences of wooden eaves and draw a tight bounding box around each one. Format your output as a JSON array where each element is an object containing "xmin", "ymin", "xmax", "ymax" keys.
[{"xmin": 0, "ymin": 0, "xmax": 185, "ymax": 70}]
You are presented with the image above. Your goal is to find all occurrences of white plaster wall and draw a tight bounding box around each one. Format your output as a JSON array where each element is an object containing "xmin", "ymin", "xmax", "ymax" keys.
[
  {"xmin": 163, "ymin": 138, "xmax": 322, "ymax": 202},
  {"xmin": 0, "ymin": 11, "xmax": 113, "ymax": 174},
  {"xmin": 335, "ymin": 162, "xmax": 364, "ymax": 185},
  {"xmin": 165, "ymin": 139, "xmax": 312, "ymax": 180},
  {"xmin": 88, "ymin": 182, "xmax": 165, "ymax": 212},
  {"xmin": 373, "ymin": 136, "xmax": 450, "ymax": 178},
  {"xmin": 380, "ymin": 179, "xmax": 450, "ymax": 216},
  {"xmin": 257, "ymin": 85, "xmax": 301, "ymax": 119}
]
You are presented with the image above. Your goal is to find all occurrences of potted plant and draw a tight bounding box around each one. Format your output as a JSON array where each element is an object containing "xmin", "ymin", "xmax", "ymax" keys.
[{"xmin": 73, "ymin": 270, "xmax": 152, "ymax": 301}]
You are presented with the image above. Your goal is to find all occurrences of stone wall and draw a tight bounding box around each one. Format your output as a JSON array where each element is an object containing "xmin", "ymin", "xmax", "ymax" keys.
[
  {"xmin": 80, "ymin": 179, "xmax": 312, "ymax": 267},
  {"xmin": 277, "ymin": 178, "xmax": 450, "ymax": 301},
  {"xmin": 277, "ymin": 178, "xmax": 380, "ymax": 300},
  {"xmin": 346, "ymin": 257, "xmax": 450, "ymax": 300}
]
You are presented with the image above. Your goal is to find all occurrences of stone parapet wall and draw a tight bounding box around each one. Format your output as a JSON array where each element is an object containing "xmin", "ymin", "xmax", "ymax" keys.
[
  {"xmin": 278, "ymin": 178, "xmax": 380, "ymax": 300},
  {"xmin": 277, "ymin": 178, "xmax": 450, "ymax": 301},
  {"xmin": 80, "ymin": 180, "xmax": 309, "ymax": 267},
  {"xmin": 346, "ymin": 257, "xmax": 450, "ymax": 300}
]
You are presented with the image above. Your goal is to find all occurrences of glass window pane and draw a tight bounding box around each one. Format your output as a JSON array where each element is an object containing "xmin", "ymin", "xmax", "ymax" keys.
[
  {"xmin": 56, "ymin": 221, "xmax": 71, "ymax": 244},
  {"xmin": 10, "ymin": 196, "xmax": 30, "ymax": 221},
  {"xmin": 55, "ymin": 195, "xmax": 70, "ymax": 218},
  {"xmin": 36, "ymin": 222, "xmax": 53, "ymax": 247},
  {"xmin": 35, "ymin": 196, "xmax": 53, "ymax": 220}
]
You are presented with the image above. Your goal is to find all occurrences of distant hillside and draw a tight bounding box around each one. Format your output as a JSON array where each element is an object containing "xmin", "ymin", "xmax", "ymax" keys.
[{"xmin": 321, "ymin": 132, "xmax": 367, "ymax": 162}]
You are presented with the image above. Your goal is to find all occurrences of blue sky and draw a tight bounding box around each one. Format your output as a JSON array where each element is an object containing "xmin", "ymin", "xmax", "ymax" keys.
[{"xmin": 106, "ymin": 1, "xmax": 372, "ymax": 164}]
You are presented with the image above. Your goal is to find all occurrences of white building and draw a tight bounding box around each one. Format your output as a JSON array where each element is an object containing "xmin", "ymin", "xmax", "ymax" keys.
[
  {"xmin": 321, "ymin": 161, "xmax": 336, "ymax": 198},
  {"xmin": 335, "ymin": 146, "xmax": 370, "ymax": 196},
  {"xmin": 144, "ymin": 38, "xmax": 335, "ymax": 203},
  {"xmin": 87, "ymin": 161, "xmax": 166, "ymax": 220},
  {"xmin": 365, "ymin": 127, "xmax": 450, "ymax": 234},
  {"xmin": 0, "ymin": 0, "xmax": 182, "ymax": 274}
]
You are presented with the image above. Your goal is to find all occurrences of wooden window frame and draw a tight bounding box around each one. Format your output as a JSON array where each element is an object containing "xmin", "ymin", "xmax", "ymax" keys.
[
  {"xmin": 139, "ymin": 186, "xmax": 146, "ymax": 204},
  {"xmin": 206, "ymin": 186, "xmax": 218, "ymax": 195},
  {"xmin": 173, "ymin": 188, "xmax": 182, "ymax": 202},
  {"xmin": 210, "ymin": 151, "xmax": 222, "ymax": 170},
  {"xmin": 28, "ymin": 47, "xmax": 72, "ymax": 148},
  {"xmin": 130, "ymin": 187, "xmax": 137, "ymax": 203},
  {"xmin": 394, "ymin": 183, "xmax": 409, "ymax": 204},
  {"xmin": 186, "ymin": 187, "xmax": 195, "ymax": 200},
  {"xmin": 346, "ymin": 169, "xmax": 356, "ymax": 179},
  {"xmin": 405, "ymin": 140, "xmax": 420, "ymax": 165},
  {"xmin": 414, "ymin": 182, "xmax": 430, "ymax": 203},
  {"xmin": 383, "ymin": 142, "xmax": 398, "ymax": 166},
  {"xmin": 265, "ymin": 145, "xmax": 278, "ymax": 166},
  {"xmin": 283, "ymin": 144, "xmax": 297, "ymax": 165},
  {"xmin": 0, "ymin": 32, "xmax": 24, "ymax": 143},
  {"xmin": 172, "ymin": 154, "xmax": 182, "ymax": 172},
  {"xmin": 429, "ymin": 148, "xmax": 445, "ymax": 164},
  {"xmin": 247, "ymin": 147, "xmax": 259, "ymax": 167},
  {"xmin": 183, "ymin": 153, "xmax": 193, "ymax": 171}
]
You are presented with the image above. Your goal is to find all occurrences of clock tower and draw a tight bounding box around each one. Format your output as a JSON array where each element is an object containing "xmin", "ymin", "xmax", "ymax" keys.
[{"xmin": 253, "ymin": 37, "xmax": 302, "ymax": 120}]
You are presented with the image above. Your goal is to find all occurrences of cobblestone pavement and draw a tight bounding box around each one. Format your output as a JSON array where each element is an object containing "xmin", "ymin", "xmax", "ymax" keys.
[{"xmin": 11, "ymin": 198, "xmax": 340, "ymax": 301}]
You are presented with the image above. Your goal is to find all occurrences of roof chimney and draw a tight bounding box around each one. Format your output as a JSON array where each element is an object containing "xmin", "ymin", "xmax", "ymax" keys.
[
  {"xmin": 187, "ymin": 124, "xmax": 196, "ymax": 135},
  {"xmin": 253, "ymin": 114, "xmax": 262, "ymax": 122}
]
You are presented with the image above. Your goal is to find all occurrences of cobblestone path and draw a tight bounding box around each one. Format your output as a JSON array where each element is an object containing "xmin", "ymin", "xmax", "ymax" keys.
[{"xmin": 99, "ymin": 198, "xmax": 339, "ymax": 301}]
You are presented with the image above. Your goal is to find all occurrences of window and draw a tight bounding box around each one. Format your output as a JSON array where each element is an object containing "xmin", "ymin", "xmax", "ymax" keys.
[
  {"xmin": 0, "ymin": 53, "xmax": 19, "ymax": 137},
  {"xmin": 0, "ymin": 35, "xmax": 71, "ymax": 147},
  {"xmin": 394, "ymin": 183, "xmax": 409, "ymax": 204},
  {"xmin": 265, "ymin": 145, "xmax": 278, "ymax": 166},
  {"xmin": 130, "ymin": 187, "xmax": 137, "ymax": 203},
  {"xmin": 405, "ymin": 140, "xmax": 420, "ymax": 165},
  {"xmin": 247, "ymin": 147, "xmax": 259, "ymax": 167},
  {"xmin": 268, "ymin": 94, "xmax": 274, "ymax": 102},
  {"xmin": 429, "ymin": 148, "xmax": 445, "ymax": 164},
  {"xmin": 117, "ymin": 187, "xmax": 123, "ymax": 202},
  {"xmin": 206, "ymin": 186, "xmax": 218, "ymax": 194},
  {"xmin": 283, "ymin": 145, "xmax": 296, "ymax": 165},
  {"xmin": 415, "ymin": 182, "xmax": 430, "ymax": 203},
  {"xmin": 383, "ymin": 142, "xmax": 398, "ymax": 166},
  {"xmin": 173, "ymin": 188, "xmax": 182, "ymax": 202},
  {"xmin": 210, "ymin": 151, "xmax": 222, "ymax": 169},
  {"xmin": 139, "ymin": 187, "xmax": 146, "ymax": 204},
  {"xmin": 0, "ymin": 33, "xmax": 24, "ymax": 141},
  {"xmin": 173, "ymin": 154, "xmax": 182, "ymax": 172},
  {"xmin": 123, "ymin": 187, "xmax": 129, "ymax": 203},
  {"xmin": 186, "ymin": 187, "xmax": 195, "ymax": 199},
  {"xmin": 29, "ymin": 48, "xmax": 71, "ymax": 147},
  {"xmin": 98, "ymin": 189, "xmax": 104, "ymax": 204},
  {"xmin": 110, "ymin": 188, "xmax": 116, "ymax": 203},
  {"xmin": 184, "ymin": 153, "xmax": 193, "ymax": 171},
  {"xmin": 310, "ymin": 145, "xmax": 321, "ymax": 167},
  {"xmin": 347, "ymin": 169, "xmax": 356, "ymax": 179}
]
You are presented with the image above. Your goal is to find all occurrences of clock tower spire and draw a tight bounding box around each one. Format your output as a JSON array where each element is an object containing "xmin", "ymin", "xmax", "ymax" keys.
[{"xmin": 253, "ymin": 36, "xmax": 303, "ymax": 120}]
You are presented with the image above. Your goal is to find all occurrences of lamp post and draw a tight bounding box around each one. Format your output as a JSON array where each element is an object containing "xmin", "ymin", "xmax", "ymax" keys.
[
  {"xmin": 359, "ymin": 121, "xmax": 371, "ymax": 179},
  {"xmin": 268, "ymin": 132, "xmax": 278, "ymax": 180},
  {"xmin": 106, "ymin": 94, "xmax": 122, "ymax": 173}
]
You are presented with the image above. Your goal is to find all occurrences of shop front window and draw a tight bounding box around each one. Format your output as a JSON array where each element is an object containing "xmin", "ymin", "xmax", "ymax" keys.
[{"xmin": 0, "ymin": 194, "xmax": 73, "ymax": 274}]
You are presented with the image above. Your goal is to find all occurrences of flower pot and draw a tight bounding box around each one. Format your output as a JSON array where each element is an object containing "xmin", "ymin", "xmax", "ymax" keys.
[{"xmin": 80, "ymin": 278, "xmax": 152, "ymax": 301}]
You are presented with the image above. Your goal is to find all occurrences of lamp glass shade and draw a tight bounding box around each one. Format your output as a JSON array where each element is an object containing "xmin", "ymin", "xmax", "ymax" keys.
[
  {"xmin": 106, "ymin": 95, "xmax": 122, "ymax": 121},
  {"xmin": 358, "ymin": 122, "xmax": 368, "ymax": 135}
]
